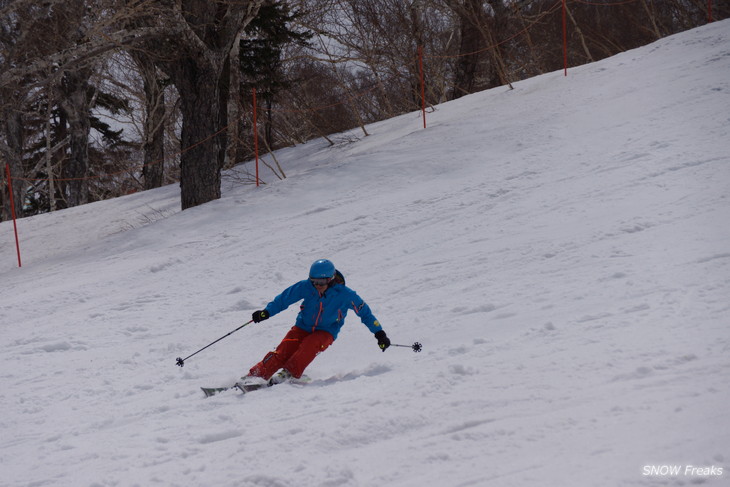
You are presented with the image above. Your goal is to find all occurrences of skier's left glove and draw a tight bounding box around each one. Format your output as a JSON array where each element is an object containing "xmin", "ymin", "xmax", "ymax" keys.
[{"xmin": 375, "ymin": 330, "xmax": 390, "ymax": 352}]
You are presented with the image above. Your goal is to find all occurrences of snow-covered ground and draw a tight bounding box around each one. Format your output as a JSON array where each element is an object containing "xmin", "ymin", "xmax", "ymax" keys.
[{"xmin": 1, "ymin": 20, "xmax": 729, "ymax": 487}]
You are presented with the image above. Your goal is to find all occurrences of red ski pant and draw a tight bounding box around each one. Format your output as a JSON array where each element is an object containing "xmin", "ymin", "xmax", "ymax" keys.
[{"xmin": 249, "ymin": 326, "xmax": 334, "ymax": 379}]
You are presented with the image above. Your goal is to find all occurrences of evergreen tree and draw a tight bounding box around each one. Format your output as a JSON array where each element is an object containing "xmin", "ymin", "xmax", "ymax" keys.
[{"xmin": 239, "ymin": 2, "xmax": 312, "ymax": 150}]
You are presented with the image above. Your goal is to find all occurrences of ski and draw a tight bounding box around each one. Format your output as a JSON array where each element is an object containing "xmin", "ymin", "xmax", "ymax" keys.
[
  {"xmin": 201, "ymin": 386, "xmax": 231, "ymax": 397},
  {"xmin": 200, "ymin": 383, "xmax": 266, "ymax": 397},
  {"xmin": 201, "ymin": 374, "xmax": 311, "ymax": 398}
]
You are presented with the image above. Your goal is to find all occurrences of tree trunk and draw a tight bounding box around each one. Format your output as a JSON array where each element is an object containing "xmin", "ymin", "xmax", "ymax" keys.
[
  {"xmin": 58, "ymin": 69, "xmax": 91, "ymax": 207},
  {"xmin": 173, "ymin": 59, "xmax": 224, "ymax": 210},
  {"xmin": 451, "ymin": 0, "xmax": 490, "ymax": 99},
  {"xmin": 225, "ymin": 36, "xmax": 241, "ymax": 170},
  {"xmin": 137, "ymin": 0, "xmax": 263, "ymax": 210},
  {"xmin": 125, "ymin": 16, "xmax": 167, "ymax": 189},
  {"xmin": 453, "ymin": 25, "xmax": 481, "ymax": 98},
  {"xmin": 134, "ymin": 55, "xmax": 166, "ymax": 190},
  {"xmin": 1, "ymin": 98, "xmax": 25, "ymax": 220}
]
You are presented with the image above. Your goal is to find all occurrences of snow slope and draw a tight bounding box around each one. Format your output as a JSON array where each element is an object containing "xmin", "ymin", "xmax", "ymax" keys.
[{"xmin": 1, "ymin": 20, "xmax": 729, "ymax": 487}]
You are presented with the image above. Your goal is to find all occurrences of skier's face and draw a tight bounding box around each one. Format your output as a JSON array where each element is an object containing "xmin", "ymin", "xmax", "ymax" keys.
[{"xmin": 310, "ymin": 277, "xmax": 332, "ymax": 294}]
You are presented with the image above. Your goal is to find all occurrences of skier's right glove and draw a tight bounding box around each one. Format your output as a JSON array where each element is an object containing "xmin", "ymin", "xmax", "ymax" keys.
[
  {"xmin": 375, "ymin": 330, "xmax": 390, "ymax": 352},
  {"xmin": 252, "ymin": 310, "xmax": 269, "ymax": 323}
]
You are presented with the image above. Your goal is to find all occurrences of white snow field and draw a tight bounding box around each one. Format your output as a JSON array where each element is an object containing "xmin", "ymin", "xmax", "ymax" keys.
[{"xmin": 1, "ymin": 19, "xmax": 729, "ymax": 487}]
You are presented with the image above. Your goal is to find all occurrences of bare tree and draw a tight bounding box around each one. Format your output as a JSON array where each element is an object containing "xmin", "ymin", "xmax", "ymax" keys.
[
  {"xmin": 2, "ymin": 0, "xmax": 264, "ymax": 212},
  {"xmin": 57, "ymin": 65, "xmax": 93, "ymax": 207},
  {"xmin": 128, "ymin": 0, "xmax": 264, "ymax": 209},
  {"xmin": 1, "ymin": 0, "xmax": 81, "ymax": 217},
  {"xmin": 130, "ymin": 52, "xmax": 167, "ymax": 190}
]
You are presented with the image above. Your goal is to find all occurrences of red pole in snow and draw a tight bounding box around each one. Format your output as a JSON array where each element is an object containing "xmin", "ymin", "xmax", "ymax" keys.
[
  {"xmin": 5, "ymin": 163, "xmax": 22, "ymax": 267},
  {"xmin": 562, "ymin": 0, "xmax": 568, "ymax": 76},
  {"xmin": 252, "ymin": 87, "xmax": 260, "ymax": 187},
  {"xmin": 418, "ymin": 46, "xmax": 427, "ymax": 129},
  {"xmin": 708, "ymin": 0, "xmax": 713, "ymax": 22}
]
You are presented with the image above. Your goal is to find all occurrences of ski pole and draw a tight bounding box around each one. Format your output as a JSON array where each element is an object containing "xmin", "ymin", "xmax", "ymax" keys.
[
  {"xmin": 176, "ymin": 320, "xmax": 254, "ymax": 367},
  {"xmin": 391, "ymin": 342, "xmax": 422, "ymax": 352}
]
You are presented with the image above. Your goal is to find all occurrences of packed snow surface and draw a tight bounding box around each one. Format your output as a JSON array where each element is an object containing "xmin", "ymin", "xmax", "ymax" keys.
[{"xmin": 2, "ymin": 20, "xmax": 729, "ymax": 487}]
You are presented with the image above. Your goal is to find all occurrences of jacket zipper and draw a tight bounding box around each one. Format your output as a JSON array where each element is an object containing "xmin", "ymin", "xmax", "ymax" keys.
[{"xmin": 313, "ymin": 301, "xmax": 323, "ymax": 332}]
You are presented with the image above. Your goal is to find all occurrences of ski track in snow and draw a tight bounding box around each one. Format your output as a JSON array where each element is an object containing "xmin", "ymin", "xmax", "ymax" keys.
[{"xmin": 1, "ymin": 20, "xmax": 729, "ymax": 487}]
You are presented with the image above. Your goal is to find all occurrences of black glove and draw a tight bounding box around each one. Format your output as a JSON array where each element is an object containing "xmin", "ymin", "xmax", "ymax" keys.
[
  {"xmin": 374, "ymin": 330, "xmax": 390, "ymax": 352},
  {"xmin": 252, "ymin": 310, "xmax": 269, "ymax": 323}
]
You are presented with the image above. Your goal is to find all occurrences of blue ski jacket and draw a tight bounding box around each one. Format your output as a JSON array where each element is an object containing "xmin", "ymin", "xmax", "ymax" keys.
[{"xmin": 263, "ymin": 279, "xmax": 382, "ymax": 340}]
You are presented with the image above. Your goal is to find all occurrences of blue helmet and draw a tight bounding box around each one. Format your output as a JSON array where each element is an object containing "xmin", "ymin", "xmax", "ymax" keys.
[{"xmin": 310, "ymin": 259, "xmax": 335, "ymax": 279}]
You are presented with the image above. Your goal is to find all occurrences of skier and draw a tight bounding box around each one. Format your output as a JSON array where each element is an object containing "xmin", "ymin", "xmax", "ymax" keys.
[{"xmin": 238, "ymin": 259, "xmax": 390, "ymax": 388}]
